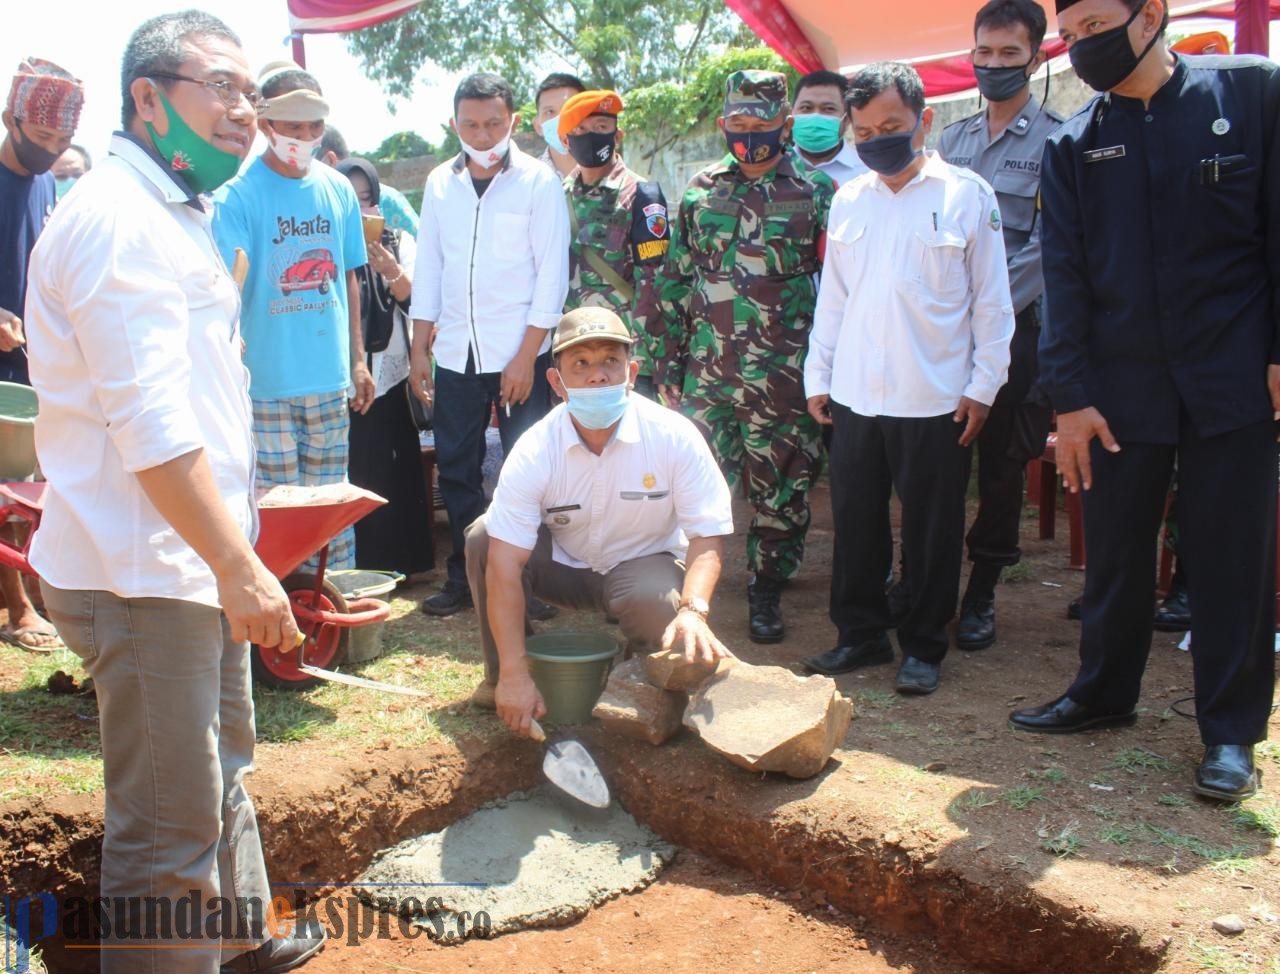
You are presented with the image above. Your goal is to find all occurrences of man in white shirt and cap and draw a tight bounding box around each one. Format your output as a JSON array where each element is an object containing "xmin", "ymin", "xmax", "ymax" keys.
[
  {"xmin": 803, "ymin": 61, "xmax": 1013, "ymax": 697},
  {"xmin": 464, "ymin": 307, "xmax": 735, "ymax": 729}
]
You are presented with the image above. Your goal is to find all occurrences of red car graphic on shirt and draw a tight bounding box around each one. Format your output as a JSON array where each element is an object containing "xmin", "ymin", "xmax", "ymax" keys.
[{"xmin": 279, "ymin": 248, "xmax": 336, "ymax": 296}]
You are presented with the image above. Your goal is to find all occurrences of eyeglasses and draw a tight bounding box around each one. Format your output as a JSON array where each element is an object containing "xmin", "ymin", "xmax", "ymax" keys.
[{"xmin": 150, "ymin": 73, "xmax": 263, "ymax": 111}]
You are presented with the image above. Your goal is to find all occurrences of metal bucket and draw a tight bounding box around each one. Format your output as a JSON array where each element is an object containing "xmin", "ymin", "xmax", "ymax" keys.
[{"xmin": 327, "ymin": 569, "xmax": 403, "ymax": 663}]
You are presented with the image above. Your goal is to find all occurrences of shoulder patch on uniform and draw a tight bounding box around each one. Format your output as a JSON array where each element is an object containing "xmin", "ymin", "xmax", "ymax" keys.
[
  {"xmin": 989, "ymin": 207, "xmax": 1002, "ymax": 231},
  {"xmin": 642, "ymin": 202, "xmax": 668, "ymax": 237}
]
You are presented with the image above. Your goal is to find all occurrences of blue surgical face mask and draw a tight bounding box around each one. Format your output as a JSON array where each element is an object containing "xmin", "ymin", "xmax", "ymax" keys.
[
  {"xmin": 855, "ymin": 115, "xmax": 923, "ymax": 176},
  {"xmin": 541, "ymin": 116, "xmax": 566, "ymax": 154},
  {"xmin": 564, "ymin": 380, "xmax": 629, "ymax": 429}
]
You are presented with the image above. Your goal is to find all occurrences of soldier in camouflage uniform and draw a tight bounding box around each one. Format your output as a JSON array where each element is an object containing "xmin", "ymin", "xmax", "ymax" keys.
[
  {"xmin": 558, "ymin": 89, "xmax": 670, "ymax": 398},
  {"xmin": 651, "ymin": 69, "xmax": 834, "ymax": 643}
]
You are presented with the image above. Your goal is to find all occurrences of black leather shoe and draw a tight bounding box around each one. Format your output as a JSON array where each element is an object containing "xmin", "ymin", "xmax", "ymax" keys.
[
  {"xmin": 1153, "ymin": 586, "xmax": 1191, "ymax": 632},
  {"xmin": 221, "ymin": 919, "xmax": 326, "ymax": 973},
  {"xmin": 895, "ymin": 656, "xmax": 941, "ymax": 695},
  {"xmin": 1009, "ymin": 694, "xmax": 1136, "ymax": 734},
  {"xmin": 1066, "ymin": 598, "xmax": 1082, "ymax": 621},
  {"xmin": 1194, "ymin": 745, "xmax": 1260, "ymax": 802},
  {"xmin": 420, "ymin": 581, "xmax": 472, "ymax": 617},
  {"xmin": 527, "ymin": 596, "xmax": 559, "ymax": 622},
  {"xmin": 956, "ymin": 598, "xmax": 996, "ymax": 651},
  {"xmin": 748, "ymin": 575, "xmax": 784, "ymax": 643},
  {"xmin": 802, "ymin": 633, "xmax": 894, "ymax": 675}
]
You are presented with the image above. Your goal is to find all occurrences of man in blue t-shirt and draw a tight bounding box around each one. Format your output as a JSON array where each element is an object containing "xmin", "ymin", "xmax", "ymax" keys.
[
  {"xmin": 214, "ymin": 62, "xmax": 371, "ymax": 569},
  {"xmin": 0, "ymin": 57, "xmax": 81, "ymax": 653}
]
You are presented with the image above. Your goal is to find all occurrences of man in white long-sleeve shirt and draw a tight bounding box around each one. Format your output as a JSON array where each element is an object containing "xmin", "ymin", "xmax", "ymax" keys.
[
  {"xmin": 802, "ymin": 62, "xmax": 1013, "ymax": 696},
  {"xmin": 409, "ymin": 72, "xmax": 570, "ymax": 617}
]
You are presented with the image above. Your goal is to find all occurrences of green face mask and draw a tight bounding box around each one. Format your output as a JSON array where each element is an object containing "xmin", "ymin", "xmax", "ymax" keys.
[
  {"xmin": 144, "ymin": 87, "xmax": 242, "ymax": 195},
  {"xmin": 792, "ymin": 113, "xmax": 843, "ymax": 154}
]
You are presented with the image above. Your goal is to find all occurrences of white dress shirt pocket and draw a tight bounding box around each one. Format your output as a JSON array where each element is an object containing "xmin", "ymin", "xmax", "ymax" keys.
[
  {"xmin": 910, "ymin": 229, "xmax": 967, "ymax": 298},
  {"xmin": 493, "ymin": 211, "xmax": 531, "ymax": 257}
]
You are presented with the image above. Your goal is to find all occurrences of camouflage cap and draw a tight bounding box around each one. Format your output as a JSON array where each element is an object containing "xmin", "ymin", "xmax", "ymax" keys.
[
  {"xmin": 723, "ymin": 69, "xmax": 788, "ymax": 120},
  {"xmin": 552, "ymin": 307, "xmax": 634, "ymax": 355}
]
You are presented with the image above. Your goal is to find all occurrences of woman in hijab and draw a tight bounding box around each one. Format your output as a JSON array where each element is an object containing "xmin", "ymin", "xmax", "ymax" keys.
[{"xmin": 337, "ymin": 157, "xmax": 433, "ymax": 576}]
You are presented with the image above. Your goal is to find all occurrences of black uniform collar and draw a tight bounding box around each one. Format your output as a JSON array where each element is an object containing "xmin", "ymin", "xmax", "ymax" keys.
[{"xmin": 1107, "ymin": 55, "xmax": 1188, "ymax": 113}]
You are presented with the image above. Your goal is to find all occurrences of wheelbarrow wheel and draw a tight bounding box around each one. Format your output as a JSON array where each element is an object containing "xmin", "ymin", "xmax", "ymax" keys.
[{"xmin": 251, "ymin": 572, "xmax": 350, "ymax": 691}]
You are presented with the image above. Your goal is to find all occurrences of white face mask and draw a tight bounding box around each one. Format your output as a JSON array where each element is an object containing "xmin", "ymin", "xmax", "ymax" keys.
[
  {"xmin": 268, "ymin": 129, "xmax": 323, "ymax": 172},
  {"xmin": 458, "ymin": 119, "xmax": 514, "ymax": 169}
]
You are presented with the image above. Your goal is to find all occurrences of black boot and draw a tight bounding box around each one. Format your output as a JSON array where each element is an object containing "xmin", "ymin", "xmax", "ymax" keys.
[
  {"xmin": 747, "ymin": 574, "xmax": 784, "ymax": 644},
  {"xmin": 1153, "ymin": 568, "xmax": 1191, "ymax": 631},
  {"xmin": 956, "ymin": 563, "xmax": 1000, "ymax": 651}
]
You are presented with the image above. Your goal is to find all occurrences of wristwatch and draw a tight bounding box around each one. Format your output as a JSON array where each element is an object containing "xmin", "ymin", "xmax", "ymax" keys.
[{"xmin": 678, "ymin": 596, "xmax": 710, "ymax": 619}]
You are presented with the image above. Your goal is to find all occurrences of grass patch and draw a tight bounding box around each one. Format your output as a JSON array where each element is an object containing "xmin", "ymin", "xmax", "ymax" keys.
[
  {"xmin": 1185, "ymin": 938, "xmax": 1248, "ymax": 973},
  {"xmin": 1228, "ymin": 797, "xmax": 1280, "ymax": 838},
  {"xmin": 1157, "ymin": 793, "xmax": 1193, "ymax": 808},
  {"xmin": 1141, "ymin": 823, "xmax": 1246, "ymax": 862},
  {"xmin": 1001, "ymin": 562, "xmax": 1034, "ymax": 584},
  {"xmin": 1098, "ymin": 824, "xmax": 1139, "ymax": 846},
  {"xmin": 853, "ymin": 688, "xmax": 898, "ymax": 710},
  {"xmin": 1039, "ymin": 820, "xmax": 1085, "ymax": 858},
  {"xmin": 1028, "ymin": 767, "xmax": 1068, "ymax": 784},
  {"xmin": 1002, "ymin": 785, "xmax": 1045, "ymax": 810},
  {"xmin": 1109, "ymin": 748, "xmax": 1172, "ymax": 772},
  {"xmin": 949, "ymin": 789, "xmax": 999, "ymax": 816}
]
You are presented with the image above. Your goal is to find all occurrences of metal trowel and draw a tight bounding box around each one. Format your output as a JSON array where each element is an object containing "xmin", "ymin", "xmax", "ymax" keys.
[{"xmin": 528, "ymin": 718, "xmax": 611, "ymax": 808}]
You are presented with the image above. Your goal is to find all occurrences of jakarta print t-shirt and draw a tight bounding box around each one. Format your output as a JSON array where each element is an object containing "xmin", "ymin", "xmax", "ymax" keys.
[{"xmin": 213, "ymin": 157, "xmax": 367, "ymax": 399}]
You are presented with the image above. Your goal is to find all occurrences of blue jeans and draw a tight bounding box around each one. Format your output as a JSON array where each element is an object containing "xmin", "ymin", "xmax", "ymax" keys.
[{"xmin": 433, "ymin": 351, "xmax": 551, "ymax": 585}]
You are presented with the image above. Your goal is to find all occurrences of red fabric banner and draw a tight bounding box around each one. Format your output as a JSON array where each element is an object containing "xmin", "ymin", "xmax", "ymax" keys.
[
  {"xmin": 724, "ymin": 0, "xmax": 824, "ymax": 73},
  {"xmin": 287, "ymin": 0, "xmax": 423, "ymax": 34}
]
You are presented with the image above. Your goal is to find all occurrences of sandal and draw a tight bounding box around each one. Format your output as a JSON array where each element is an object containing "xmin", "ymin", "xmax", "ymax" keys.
[{"xmin": 2, "ymin": 622, "xmax": 66, "ymax": 653}]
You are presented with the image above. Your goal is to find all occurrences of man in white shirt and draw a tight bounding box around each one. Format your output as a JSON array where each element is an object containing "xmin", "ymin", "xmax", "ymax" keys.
[
  {"xmin": 410, "ymin": 72, "xmax": 570, "ymax": 618},
  {"xmin": 802, "ymin": 62, "xmax": 1013, "ymax": 696},
  {"xmin": 790, "ymin": 70, "xmax": 868, "ymax": 187},
  {"xmin": 24, "ymin": 11, "xmax": 322, "ymax": 972},
  {"xmin": 464, "ymin": 307, "xmax": 735, "ymax": 730}
]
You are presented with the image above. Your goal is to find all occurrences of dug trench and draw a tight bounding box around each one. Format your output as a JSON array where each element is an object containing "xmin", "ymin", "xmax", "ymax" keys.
[{"xmin": 4, "ymin": 726, "xmax": 1157, "ymax": 974}]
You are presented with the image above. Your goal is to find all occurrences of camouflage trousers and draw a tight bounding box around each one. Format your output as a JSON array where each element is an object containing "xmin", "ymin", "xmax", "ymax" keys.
[{"xmin": 682, "ymin": 388, "xmax": 821, "ymax": 581}]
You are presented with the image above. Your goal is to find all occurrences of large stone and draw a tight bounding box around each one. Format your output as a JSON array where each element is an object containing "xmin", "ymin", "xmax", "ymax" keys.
[
  {"xmin": 682, "ymin": 663, "xmax": 854, "ymax": 779},
  {"xmin": 593, "ymin": 658, "xmax": 685, "ymax": 744},
  {"xmin": 643, "ymin": 647, "xmax": 731, "ymax": 691}
]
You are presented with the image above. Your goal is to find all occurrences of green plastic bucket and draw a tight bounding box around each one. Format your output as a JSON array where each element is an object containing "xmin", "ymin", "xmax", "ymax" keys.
[
  {"xmin": 0, "ymin": 382, "xmax": 38, "ymax": 480},
  {"xmin": 526, "ymin": 631, "xmax": 619, "ymax": 725}
]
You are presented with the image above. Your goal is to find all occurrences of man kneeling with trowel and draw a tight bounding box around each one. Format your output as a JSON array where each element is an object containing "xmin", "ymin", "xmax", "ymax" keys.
[{"xmin": 465, "ymin": 307, "xmax": 736, "ymax": 733}]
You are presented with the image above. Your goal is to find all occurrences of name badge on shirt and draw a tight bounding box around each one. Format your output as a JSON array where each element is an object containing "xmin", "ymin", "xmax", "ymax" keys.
[{"xmin": 1083, "ymin": 145, "xmax": 1126, "ymax": 163}]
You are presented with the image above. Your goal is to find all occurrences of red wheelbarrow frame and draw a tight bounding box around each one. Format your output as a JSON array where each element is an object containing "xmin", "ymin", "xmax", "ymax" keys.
[{"xmin": 0, "ymin": 482, "xmax": 428, "ymax": 698}]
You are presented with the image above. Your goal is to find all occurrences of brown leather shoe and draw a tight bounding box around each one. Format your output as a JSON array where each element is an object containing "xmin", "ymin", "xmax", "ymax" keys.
[{"xmin": 469, "ymin": 679, "xmax": 497, "ymax": 710}]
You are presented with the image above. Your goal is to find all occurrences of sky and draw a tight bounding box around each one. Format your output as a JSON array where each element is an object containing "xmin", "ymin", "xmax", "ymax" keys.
[{"xmin": 3, "ymin": 0, "xmax": 463, "ymax": 162}]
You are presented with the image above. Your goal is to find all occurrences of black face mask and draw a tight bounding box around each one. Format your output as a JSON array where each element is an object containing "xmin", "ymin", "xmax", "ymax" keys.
[
  {"xmin": 855, "ymin": 116, "xmax": 922, "ymax": 176},
  {"xmin": 566, "ymin": 130, "xmax": 616, "ymax": 168},
  {"xmin": 1068, "ymin": 4, "xmax": 1160, "ymax": 92},
  {"xmin": 10, "ymin": 122, "xmax": 61, "ymax": 175},
  {"xmin": 973, "ymin": 62, "xmax": 1032, "ymax": 102},
  {"xmin": 725, "ymin": 124, "xmax": 786, "ymax": 165}
]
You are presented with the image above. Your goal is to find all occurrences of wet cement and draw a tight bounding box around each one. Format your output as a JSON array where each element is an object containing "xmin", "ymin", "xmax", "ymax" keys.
[{"xmin": 354, "ymin": 788, "xmax": 675, "ymax": 942}]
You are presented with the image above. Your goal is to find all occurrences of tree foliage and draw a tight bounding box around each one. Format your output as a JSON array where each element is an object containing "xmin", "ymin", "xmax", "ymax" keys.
[
  {"xmin": 370, "ymin": 130, "xmax": 434, "ymax": 161},
  {"xmin": 346, "ymin": 0, "xmax": 748, "ymax": 101},
  {"xmin": 623, "ymin": 47, "xmax": 798, "ymax": 164}
]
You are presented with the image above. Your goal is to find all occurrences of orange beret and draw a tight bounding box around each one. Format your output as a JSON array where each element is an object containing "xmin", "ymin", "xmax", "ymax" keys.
[{"xmin": 557, "ymin": 89, "xmax": 623, "ymax": 142}]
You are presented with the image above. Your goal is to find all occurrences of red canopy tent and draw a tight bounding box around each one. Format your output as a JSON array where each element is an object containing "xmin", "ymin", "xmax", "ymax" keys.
[
  {"xmin": 285, "ymin": 0, "xmax": 1276, "ymax": 93},
  {"xmin": 725, "ymin": 0, "xmax": 1277, "ymax": 95}
]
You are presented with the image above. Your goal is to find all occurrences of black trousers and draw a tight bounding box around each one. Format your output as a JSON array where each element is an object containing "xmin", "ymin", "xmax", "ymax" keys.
[
  {"xmin": 1069, "ymin": 416, "xmax": 1276, "ymax": 745},
  {"xmin": 965, "ymin": 306, "xmax": 1052, "ymax": 577},
  {"xmin": 433, "ymin": 351, "xmax": 551, "ymax": 585},
  {"xmin": 829, "ymin": 405, "xmax": 972, "ymax": 663}
]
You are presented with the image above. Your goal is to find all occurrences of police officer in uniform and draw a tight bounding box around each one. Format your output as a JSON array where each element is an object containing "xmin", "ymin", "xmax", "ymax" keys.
[
  {"xmin": 1011, "ymin": 0, "xmax": 1280, "ymax": 802},
  {"xmin": 938, "ymin": 0, "xmax": 1062, "ymax": 650},
  {"xmin": 652, "ymin": 70, "xmax": 834, "ymax": 643},
  {"xmin": 558, "ymin": 89, "xmax": 669, "ymax": 399}
]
